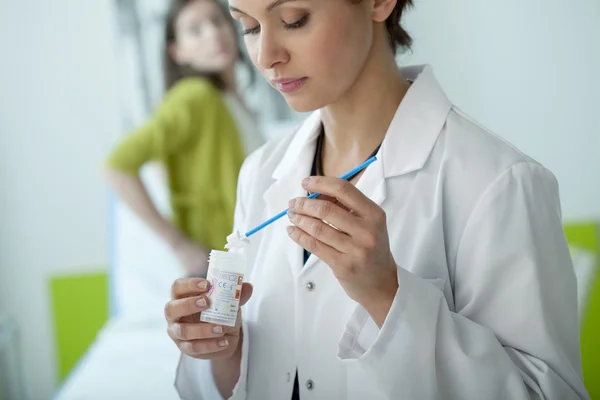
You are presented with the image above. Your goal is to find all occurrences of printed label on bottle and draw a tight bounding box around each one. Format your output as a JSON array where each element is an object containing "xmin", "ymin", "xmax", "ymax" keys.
[{"xmin": 200, "ymin": 267, "xmax": 244, "ymax": 327}]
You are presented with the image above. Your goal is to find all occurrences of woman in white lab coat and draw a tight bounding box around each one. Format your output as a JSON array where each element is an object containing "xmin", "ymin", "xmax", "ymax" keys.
[{"xmin": 164, "ymin": 0, "xmax": 589, "ymax": 399}]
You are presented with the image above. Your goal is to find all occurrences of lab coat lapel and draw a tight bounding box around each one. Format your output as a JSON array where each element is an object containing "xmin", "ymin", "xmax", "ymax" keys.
[
  {"xmin": 262, "ymin": 112, "xmax": 322, "ymax": 278},
  {"xmin": 380, "ymin": 65, "xmax": 452, "ymax": 178}
]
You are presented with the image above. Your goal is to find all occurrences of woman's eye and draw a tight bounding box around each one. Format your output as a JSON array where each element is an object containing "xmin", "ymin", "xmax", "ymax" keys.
[
  {"xmin": 187, "ymin": 25, "xmax": 202, "ymax": 35},
  {"xmin": 283, "ymin": 14, "xmax": 309, "ymax": 30},
  {"xmin": 242, "ymin": 25, "xmax": 261, "ymax": 36},
  {"xmin": 240, "ymin": 14, "xmax": 308, "ymax": 36}
]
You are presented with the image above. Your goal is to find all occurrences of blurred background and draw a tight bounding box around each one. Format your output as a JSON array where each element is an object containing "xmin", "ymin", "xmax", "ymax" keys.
[{"xmin": 0, "ymin": 0, "xmax": 599, "ymax": 399}]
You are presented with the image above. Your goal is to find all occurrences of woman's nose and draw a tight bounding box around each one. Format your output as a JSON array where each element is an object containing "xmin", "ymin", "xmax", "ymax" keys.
[{"xmin": 256, "ymin": 29, "xmax": 288, "ymax": 71}]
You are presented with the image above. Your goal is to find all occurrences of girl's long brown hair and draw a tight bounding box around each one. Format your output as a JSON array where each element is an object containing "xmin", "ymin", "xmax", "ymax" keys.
[{"xmin": 163, "ymin": 0, "xmax": 253, "ymax": 91}]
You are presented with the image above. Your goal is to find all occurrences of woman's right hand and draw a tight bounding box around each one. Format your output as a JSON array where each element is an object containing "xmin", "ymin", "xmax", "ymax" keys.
[{"xmin": 165, "ymin": 277, "xmax": 253, "ymax": 360}]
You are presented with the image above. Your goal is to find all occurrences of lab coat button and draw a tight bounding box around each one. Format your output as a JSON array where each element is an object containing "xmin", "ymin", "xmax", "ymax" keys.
[
  {"xmin": 305, "ymin": 281, "xmax": 315, "ymax": 291},
  {"xmin": 306, "ymin": 380, "xmax": 314, "ymax": 390},
  {"xmin": 286, "ymin": 372, "xmax": 291, "ymax": 382}
]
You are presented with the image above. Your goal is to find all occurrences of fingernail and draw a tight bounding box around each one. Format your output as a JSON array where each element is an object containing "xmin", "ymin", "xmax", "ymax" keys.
[
  {"xmin": 197, "ymin": 298, "xmax": 207, "ymax": 308},
  {"xmin": 288, "ymin": 199, "xmax": 296, "ymax": 209},
  {"xmin": 302, "ymin": 178, "xmax": 311, "ymax": 188},
  {"xmin": 212, "ymin": 326, "xmax": 223, "ymax": 335},
  {"xmin": 286, "ymin": 226, "xmax": 294, "ymax": 235},
  {"xmin": 198, "ymin": 280, "xmax": 208, "ymax": 290},
  {"xmin": 218, "ymin": 339, "xmax": 229, "ymax": 347},
  {"xmin": 288, "ymin": 211, "xmax": 297, "ymax": 220}
]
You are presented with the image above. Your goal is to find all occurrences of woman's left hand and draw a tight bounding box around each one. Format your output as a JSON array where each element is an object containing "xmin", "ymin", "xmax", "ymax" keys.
[{"xmin": 287, "ymin": 176, "xmax": 399, "ymax": 327}]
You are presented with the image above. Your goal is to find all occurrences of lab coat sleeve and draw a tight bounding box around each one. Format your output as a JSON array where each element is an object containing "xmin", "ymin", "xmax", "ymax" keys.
[
  {"xmin": 174, "ymin": 318, "xmax": 250, "ymax": 400},
  {"xmin": 174, "ymin": 154, "xmax": 257, "ymax": 400},
  {"xmin": 338, "ymin": 162, "xmax": 589, "ymax": 399},
  {"xmin": 174, "ymin": 356, "xmax": 223, "ymax": 400}
]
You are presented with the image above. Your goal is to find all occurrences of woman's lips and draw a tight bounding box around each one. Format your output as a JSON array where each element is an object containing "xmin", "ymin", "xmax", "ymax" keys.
[{"xmin": 271, "ymin": 77, "xmax": 308, "ymax": 93}]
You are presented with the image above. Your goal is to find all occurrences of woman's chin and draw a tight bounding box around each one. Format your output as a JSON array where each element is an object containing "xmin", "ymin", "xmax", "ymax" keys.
[{"xmin": 282, "ymin": 95, "xmax": 328, "ymax": 113}]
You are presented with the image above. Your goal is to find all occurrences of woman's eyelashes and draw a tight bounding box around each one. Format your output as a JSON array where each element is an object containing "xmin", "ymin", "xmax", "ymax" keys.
[
  {"xmin": 242, "ymin": 25, "xmax": 260, "ymax": 35},
  {"xmin": 284, "ymin": 14, "xmax": 309, "ymax": 30},
  {"xmin": 241, "ymin": 14, "xmax": 310, "ymax": 36}
]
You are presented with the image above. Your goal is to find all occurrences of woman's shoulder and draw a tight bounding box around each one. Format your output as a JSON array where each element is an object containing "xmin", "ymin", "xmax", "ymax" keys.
[
  {"xmin": 240, "ymin": 120, "xmax": 303, "ymax": 178},
  {"xmin": 445, "ymin": 105, "xmax": 544, "ymax": 172},
  {"xmin": 440, "ymin": 106, "xmax": 558, "ymax": 209},
  {"xmin": 232, "ymin": 121, "xmax": 301, "ymax": 219},
  {"xmin": 162, "ymin": 77, "xmax": 221, "ymax": 107}
]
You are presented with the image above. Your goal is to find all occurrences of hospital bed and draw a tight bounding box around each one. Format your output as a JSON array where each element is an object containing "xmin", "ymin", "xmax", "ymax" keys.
[{"xmin": 54, "ymin": 166, "xmax": 184, "ymax": 400}]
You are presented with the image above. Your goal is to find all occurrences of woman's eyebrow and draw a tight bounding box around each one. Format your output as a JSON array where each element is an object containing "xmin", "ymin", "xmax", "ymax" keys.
[{"xmin": 229, "ymin": 0, "xmax": 299, "ymax": 16}]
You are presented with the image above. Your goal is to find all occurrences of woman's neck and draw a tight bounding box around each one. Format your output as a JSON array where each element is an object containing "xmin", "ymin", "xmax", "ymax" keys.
[
  {"xmin": 221, "ymin": 66, "xmax": 238, "ymax": 93},
  {"xmin": 319, "ymin": 42, "xmax": 410, "ymax": 176}
]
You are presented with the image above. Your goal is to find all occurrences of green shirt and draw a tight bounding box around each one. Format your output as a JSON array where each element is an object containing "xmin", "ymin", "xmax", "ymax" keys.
[{"xmin": 106, "ymin": 77, "xmax": 246, "ymax": 251}]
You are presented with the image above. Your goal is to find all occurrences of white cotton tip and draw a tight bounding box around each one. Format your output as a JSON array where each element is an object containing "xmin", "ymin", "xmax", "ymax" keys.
[{"xmin": 225, "ymin": 230, "xmax": 250, "ymax": 250}]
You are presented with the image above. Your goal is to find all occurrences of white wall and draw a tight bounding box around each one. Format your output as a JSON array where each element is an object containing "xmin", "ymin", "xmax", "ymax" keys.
[
  {"xmin": 401, "ymin": 0, "xmax": 600, "ymax": 221},
  {"xmin": 0, "ymin": 1, "xmax": 120, "ymax": 399}
]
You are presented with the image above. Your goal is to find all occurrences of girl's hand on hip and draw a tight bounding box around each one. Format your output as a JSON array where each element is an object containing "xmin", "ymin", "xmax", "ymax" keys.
[{"xmin": 287, "ymin": 176, "xmax": 398, "ymax": 327}]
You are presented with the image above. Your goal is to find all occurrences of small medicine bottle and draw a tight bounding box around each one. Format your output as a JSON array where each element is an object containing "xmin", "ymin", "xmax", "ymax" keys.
[{"xmin": 200, "ymin": 250, "xmax": 246, "ymax": 327}]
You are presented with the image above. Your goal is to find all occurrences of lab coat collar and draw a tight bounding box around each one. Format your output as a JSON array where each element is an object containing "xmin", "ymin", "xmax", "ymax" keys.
[
  {"xmin": 381, "ymin": 64, "xmax": 452, "ymax": 177},
  {"xmin": 263, "ymin": 65, "xmax": 452, "ymax": 276},
  {"xmin": 263, "ymin": 112, "xmax": 321, "ymax": 277},
  {"xmin": 271, "ymin": 65, "xmax": 452, "ymax": 181}
]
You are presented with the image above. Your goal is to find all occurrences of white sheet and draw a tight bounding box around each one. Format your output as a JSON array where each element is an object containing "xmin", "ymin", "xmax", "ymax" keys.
[
  {"xmin": 54, "ymin": 317, "xmax": 181, "ymax": 400},
  {"xmin": 569, "ymin": 245, "xmax": 597, "ymax": 322}
]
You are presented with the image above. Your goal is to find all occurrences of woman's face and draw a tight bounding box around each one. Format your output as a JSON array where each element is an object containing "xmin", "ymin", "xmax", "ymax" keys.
[
  {"xmin": 229, "ymin": 0, "xmax": 375, "ymax": 112},
  {"xmin": 171, "ymin": 0, "xmax": 239, "ymax": 73}
]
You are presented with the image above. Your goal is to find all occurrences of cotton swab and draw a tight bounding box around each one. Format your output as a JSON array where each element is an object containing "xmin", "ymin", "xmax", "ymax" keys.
[{"xmin": 243, "ymin": 155, "xmax": 378, "ymax": 239}]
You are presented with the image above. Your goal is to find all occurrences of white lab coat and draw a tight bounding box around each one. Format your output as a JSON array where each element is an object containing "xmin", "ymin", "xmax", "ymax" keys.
[{"xmin": 175, "ymin": 65, "xmax": 589, "ymax": 399}]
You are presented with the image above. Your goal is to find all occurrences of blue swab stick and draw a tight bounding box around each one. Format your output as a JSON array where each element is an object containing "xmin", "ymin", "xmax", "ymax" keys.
[{"xmin": 244, "ymin": 156, "xmax": 378, "ymax": 238}]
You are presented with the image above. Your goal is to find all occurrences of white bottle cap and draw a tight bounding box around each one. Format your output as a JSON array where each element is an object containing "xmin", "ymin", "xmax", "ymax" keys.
[{"xmin": 208, "ymin": 250, "xmax": 246, "ymax": 275}]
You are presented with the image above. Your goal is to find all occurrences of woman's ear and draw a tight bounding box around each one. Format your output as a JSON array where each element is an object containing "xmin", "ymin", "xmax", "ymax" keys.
[{"xmin": 372, "ymin": 0, "xmax": 397, "ymax": 22}]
